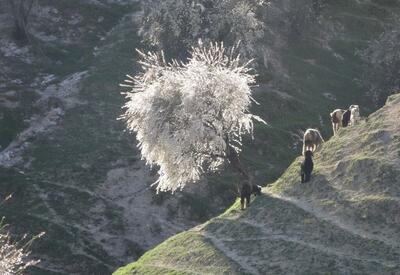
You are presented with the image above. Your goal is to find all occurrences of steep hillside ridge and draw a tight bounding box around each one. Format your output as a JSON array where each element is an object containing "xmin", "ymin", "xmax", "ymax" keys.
[
  {"xmin": 115, "ymin": 93, "xmax": 400, "ymax": 274},
  {"xmin": 1, "ymin": 0, "xmax": 400, "ymax": 274}
]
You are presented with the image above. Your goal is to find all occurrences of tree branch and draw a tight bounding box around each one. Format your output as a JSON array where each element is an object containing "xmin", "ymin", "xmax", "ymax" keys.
[{"xmin": 195, "ymin": 151, "xmax": 226, "ymax": 160}]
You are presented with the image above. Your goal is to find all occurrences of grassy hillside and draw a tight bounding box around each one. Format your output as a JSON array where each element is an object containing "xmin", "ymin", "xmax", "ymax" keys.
[
  {"xmin": 1, "ymin": 0, "xmax": 400, "ymax": 274},
  {"xmin": 114, "ymin": 93, "xmax": 400, "ymax": 274}
]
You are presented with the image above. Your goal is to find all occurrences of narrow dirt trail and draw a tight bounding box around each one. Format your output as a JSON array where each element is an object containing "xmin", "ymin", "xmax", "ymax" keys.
[
  {"xmin": 236, "ymin": 219, "xmax": 398, "ymax": 268},
  {"xmin": 266, "ymin": 191, "xmax": 400, "ymax": 248},
  {"xmin": 202, "ymin": 232, "xmax": 261, "ymax": 275}
]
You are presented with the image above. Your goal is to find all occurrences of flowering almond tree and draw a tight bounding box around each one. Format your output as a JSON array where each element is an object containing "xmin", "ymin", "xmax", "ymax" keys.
[
  {"xmin": 0, "ymin": 195, "xmax": 43, "ymax": 275},
  {"xmin": 0, "ymin": 224, "xmax": 43, "ymax": 275},
  {"xmin": 120, "ymin": 42, "xmax": 265, "ymax": 193}
]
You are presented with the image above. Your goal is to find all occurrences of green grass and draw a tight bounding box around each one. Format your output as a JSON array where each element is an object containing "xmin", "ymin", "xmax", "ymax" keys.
[{"xmin": 113, "ymin": 232, "xmax": 241, "ymax": 275}]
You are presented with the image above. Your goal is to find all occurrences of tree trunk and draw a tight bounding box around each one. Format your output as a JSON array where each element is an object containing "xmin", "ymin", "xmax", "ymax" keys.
[
  {"xmin": 227, "ymin": 145, "xmax": 255, "ymax": 210},
  {"xmin": 7, "ymin": 0, "xmax": 34, "ymax": 44},
  {"xmin": 14, "ymin": 16, "xmax": 28, "ymax": 43},
  {"xmin": 227, "ymin": 145, "xmax": 249, "ymax": 180},
  {"xmin": 226, "ymin": 144, "xmax": 252, "ymax": 195}
]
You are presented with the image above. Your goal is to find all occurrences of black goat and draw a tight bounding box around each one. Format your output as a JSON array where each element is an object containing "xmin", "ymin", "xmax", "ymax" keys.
[
  {"xmin": 342, "ymin": 109, "xmax": 351, "ymax": 127},
  {"xmin": 301, "ymin": 150, "xmax": 314, "ymax": 183},
  {"xmin": 240, "ymin": 184, "xmax": 262, "ymax": 210}
]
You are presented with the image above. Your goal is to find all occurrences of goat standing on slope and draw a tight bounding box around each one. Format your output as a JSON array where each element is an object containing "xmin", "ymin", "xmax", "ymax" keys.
[
  {"xmin": 302, "ymin": 128, "xmax": 324, "ymax": 155},
  {"xmin": 240, "ymin": 184, "xmax": 262, "ymax": 210},
  {"xmin": 342, "ymin": 108, "xmax": 351, "ymax": 127},
  {"xmin": 330, "ymin": 109, "xmax": 345, "ymax": 135},
  {"xmin": 301, "ymin": 150, "xmax": 314, "ymax": 183},
  {"xmin": 349, "ymin": 105, "xmax": 360, "ymax": 126}
]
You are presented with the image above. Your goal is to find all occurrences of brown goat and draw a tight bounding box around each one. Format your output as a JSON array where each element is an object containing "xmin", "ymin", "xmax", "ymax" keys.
[
  {"xmin": 302, "ymin": 128, "xmax": 324, "ymax": 155},
  {"xmin": 330, "ymin": 109, "xmax": 345, "ymax": 135}
]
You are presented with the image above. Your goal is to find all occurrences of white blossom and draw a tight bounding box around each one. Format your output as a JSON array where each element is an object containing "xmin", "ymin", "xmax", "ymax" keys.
[
  {"xmin": 0, "ymin": 219, "xmax": 44, "ymax": 275},
  {"xmin": 121, "ymin": 42, "xmax": 265, "ymax": 193}
]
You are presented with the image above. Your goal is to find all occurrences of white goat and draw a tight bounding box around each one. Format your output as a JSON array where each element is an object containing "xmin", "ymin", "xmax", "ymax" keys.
[{"xmin": 349, "ymin": 105, "xmax": 360, "ymax": 126}]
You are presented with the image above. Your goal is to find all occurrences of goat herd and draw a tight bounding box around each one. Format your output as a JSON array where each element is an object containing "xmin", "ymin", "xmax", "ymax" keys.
[
  {"xmin": 240, "ymin": 104, "xmax": 361, "ymax": 210},
  {"xmin": 301, "ymin": 104, "xmax": 361, "ymax": 183}
]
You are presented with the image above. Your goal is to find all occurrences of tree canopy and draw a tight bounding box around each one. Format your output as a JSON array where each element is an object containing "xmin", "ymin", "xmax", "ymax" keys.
[
  {"xmin": 121, "ymin": 42, "xmax": 265, "ymax": 193},
  {"xmin": 140, "ymin": 0, "xmax": 266, "ymax": 59}
]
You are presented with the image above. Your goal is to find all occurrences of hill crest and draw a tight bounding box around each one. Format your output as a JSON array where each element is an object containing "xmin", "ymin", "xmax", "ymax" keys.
[{"xmin": 115, "ymin": 93, "xmax": 400, "ymax": 274}]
